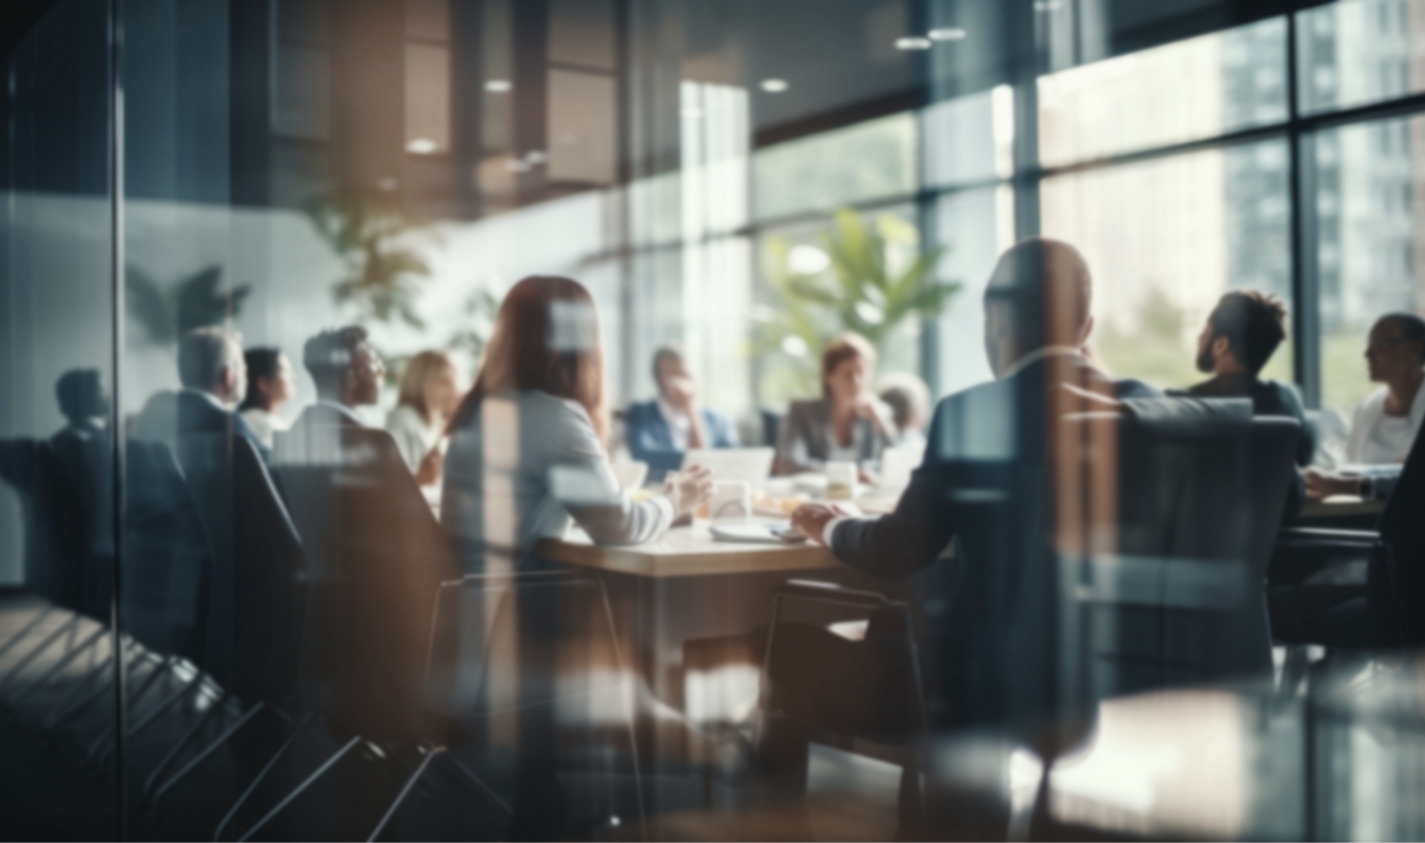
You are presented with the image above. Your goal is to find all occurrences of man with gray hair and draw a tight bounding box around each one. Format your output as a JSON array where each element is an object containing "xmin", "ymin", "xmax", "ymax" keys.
[{"xmin": 134, "ymin": 325, "xmax": 267, "ymax": 457}]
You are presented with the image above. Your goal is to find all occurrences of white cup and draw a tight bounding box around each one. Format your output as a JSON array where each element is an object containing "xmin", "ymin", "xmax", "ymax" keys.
[
  {"xmin": 709, "ymin": 480, "xmax": 752, "ymax": 524},
  {"xmin": 825, "ymin": 461, "xmax": 857, "ymax": 500}
]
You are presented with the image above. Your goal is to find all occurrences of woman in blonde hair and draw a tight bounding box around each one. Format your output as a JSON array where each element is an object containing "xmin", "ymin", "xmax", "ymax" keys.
[
  {"xmin": 442, "ymin": 275, "xmax": 712, "ymax": 573},
  {"xmin": 386, "ymin": 350, "xmax": 461, "ymax": 486}
]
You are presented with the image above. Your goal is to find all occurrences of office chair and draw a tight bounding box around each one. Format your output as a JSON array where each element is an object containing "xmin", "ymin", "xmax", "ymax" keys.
[{"xmin": 752, "ymin": 579, "xmax": 929, "ymax": 840}]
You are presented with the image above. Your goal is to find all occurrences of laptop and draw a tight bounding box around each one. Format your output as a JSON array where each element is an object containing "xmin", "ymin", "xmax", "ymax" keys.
[{"xmin": 680, "ymin": 447, "xmax": 776, "ymax": 484}]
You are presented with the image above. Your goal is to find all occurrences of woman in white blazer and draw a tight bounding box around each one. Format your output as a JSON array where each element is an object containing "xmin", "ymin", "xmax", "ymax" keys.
[
  {"xmin": 442, "ymin": 275, "xmax": 712, "ymax": 574},
  {"xmin": 1343, "ymin": 312, "xmax": 1425, "ymax": 465}
]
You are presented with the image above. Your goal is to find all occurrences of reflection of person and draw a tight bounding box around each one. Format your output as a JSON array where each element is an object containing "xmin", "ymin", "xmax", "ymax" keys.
[
  {"xmin": 387, "ymin": 350, "xmax": 460, "ymax": 487},
  {"xmin": 1306, "ymin": 313, "xmax": 1425, "ymax": 500},
  {"xmin": 1170, "ymin": 291, "xmax": 1313, "ymax": 465},
  {"xmin": 294, "ymin": 325, "xmax": 385, "ymax": 429},
  {"xmin": 55, "ymin": 369, "xmax": 109, "ymax": 440},
  {"xmin": 134, "ymin": 326, "xmax": 266, "ymax": 457},
  {"xmin": 775, "ymin": 334, "xmax": 898, "ymax": 476},
  {"xmin": 625, "ymin": 345, "xmax": 740, "ymax": 481},
  {"xmin": 878, "ymin": 373, "xmax": 932, "ymax": 452},
  {"xmin": 442, "ymin": 276, "xmax": 712, "ymax": 574},
  {"xmin": 238, "ymin": 347, "xmax": 294, "ymax": 449},
  {"xmin": 792, "ymin": 238, "xmax": 1160, "ymax": 565}
]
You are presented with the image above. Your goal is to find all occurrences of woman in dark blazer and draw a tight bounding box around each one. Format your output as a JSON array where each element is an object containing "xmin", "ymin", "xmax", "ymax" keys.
[{"xmin": 775, "ymin": 333, "xmax": 897, "ymax": 476}]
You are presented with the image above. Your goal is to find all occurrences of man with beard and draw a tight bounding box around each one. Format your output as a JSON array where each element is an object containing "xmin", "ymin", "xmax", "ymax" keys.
[{"xmin": 1172, "ymin": 290, "xmax": 1314, "ymax": 466}]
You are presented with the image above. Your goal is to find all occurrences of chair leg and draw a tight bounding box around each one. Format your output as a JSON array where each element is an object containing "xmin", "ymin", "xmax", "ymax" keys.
[
  {"xmin": 93, "ymin": 669, "xmax": 208, "ymax": 765},
  {"xmin": 211, "ymin": 711, "xmax": 315, "ymax": 842},
  {"xmin": 365, "ymin": 748, "xmax": 440, "ymax": 842},
  {"xmin": 229, "ymin": 734, "xmax": 362, "ymax": 843},
  {"xmin": 87, "ymin": 654, "xmax": 178, "ymax": 761},
  {"xmin": 438, "ymin": 752, "xmax": 513, "ymax": 815},
  {"xmin": 151, "ymin": 701, "xmax": 269, "ymax": 807},
  {"xmin": 143, "ymin": 691, "xmax": 233, "ymax": 798}
]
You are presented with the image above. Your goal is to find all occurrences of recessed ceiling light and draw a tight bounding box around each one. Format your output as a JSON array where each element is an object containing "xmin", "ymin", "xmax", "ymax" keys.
[
  {"xmin": 406, "ymin": 138, "xmax": 438, "ymax": 154},
  {"xmin": 760, "ymin": 78, "xmax": 789, "ymax": 93},
  {"xmin": 895, "ymin": 36, "xmax": 932, "ymax": 51},
  {"xmin": 485, "ymin": 79, "xmax": 512, "ymax": 93},
  {"xmin": 928, "ymin": 27, "xmax": 967, "ymax": 41}
]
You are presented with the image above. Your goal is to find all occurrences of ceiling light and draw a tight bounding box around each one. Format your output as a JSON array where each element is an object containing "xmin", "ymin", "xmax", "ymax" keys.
[
  {"xmin": 895, "ymin": 36, "xmax": 932, "ymax": 51},
  {"xmin": 760, "ymin": 78, "xmax": 789, "ymax": 93},
  {"xmin": 406, "ymin": 138, "xmax": 438, "ymax": 154},
  {"xmin": 928, "ymin": 27, "xmax": 967, "ymax": 41},
  {"xmin": 485, "ymin": 79, "xmax": 512, "ymax": 93}
]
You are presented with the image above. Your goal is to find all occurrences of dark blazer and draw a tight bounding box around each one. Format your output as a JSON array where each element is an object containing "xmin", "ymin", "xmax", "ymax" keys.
[
  {"xmin": 135, "ymin": 389, "xmax": 269, "ymax": 461},
  {"xmin": 829, "ymin": 355, "xmax": 1160, "ymax": 578},
  {"xmin": 1173, "ymin": 373, "xmax": 1314, "ymax": 466},
  {"xmin": 625, "ymin": 400, "xmax": 740, "ymax": 480}
]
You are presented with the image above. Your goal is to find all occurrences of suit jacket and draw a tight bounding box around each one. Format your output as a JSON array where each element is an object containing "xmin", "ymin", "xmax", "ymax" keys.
[
  {"xmin": 1173, "ymin": 373, "xmax": 1314, "ymax": 466},
  {"xmin": 134, "ymin": 389, "xmax": 268, "ymax": 461},
  {"xmin": 625, "ymin": 400, "xmax": 740, "ymax": 480}
]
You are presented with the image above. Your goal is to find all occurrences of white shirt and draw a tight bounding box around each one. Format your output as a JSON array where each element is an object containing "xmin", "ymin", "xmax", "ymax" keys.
[
  {"xmin": 1345, "ymin": 384, "xmax": 1425, "ymax": 465},
  {"xmin": 657, "ymin": 397, "xmax": 693, "ymax": 451},
  {"xmin": 443, "ymin": 390, "xmax": 677, "ymax": 573},
  {"xmin": 240, "ymin": 407, "xmax": 290, "ymax": 449},
  {"xmin": 386, "ymin": 404, "xmax": 441, "ymax": 475}
]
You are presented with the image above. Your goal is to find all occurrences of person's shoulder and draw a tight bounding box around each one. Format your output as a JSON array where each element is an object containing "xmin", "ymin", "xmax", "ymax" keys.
[
  {"xmin": 385, "ymin": 403, "xmax": 423, "ymax": 430},
  {"xmin": 625, "ymin": 400, "xmax": 659, "ymax": 422},
  {"xmin": 1114, "ymin": 378, "xmax": 1163, "ymax": 399},
  {"xmin": 785, "ymin": 398, "xmax": 827, "ymax": 417}
]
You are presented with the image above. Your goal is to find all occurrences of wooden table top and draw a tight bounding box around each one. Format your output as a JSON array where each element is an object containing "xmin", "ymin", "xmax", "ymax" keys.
[{"xmin": 537, "ymin": 521, "xmax": 841, "ymax": 579}]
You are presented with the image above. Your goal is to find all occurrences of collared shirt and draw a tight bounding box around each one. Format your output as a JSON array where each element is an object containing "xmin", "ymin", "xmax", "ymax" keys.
[
  {"xmin": 657, "ymin": 397, "xmax": 693, "ymax": 451},
  {"xmin": 182, "ymin": 387, "xmax": 234, "ymax": 412}
]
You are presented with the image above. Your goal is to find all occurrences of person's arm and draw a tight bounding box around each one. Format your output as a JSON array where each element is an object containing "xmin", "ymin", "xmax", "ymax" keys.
[{"xmin": 553, "ymin": 402, "xmax": 707, "ymax": 544}]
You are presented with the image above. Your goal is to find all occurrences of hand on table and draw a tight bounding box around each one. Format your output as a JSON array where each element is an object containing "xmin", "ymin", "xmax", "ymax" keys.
[
  {"xmin": 1303, "ymin": 467, "xmax": 1361, "ymax": 500},
  {"xmin": 665, "ymin": 464, "xmax": 714, "ymax": 517},
  {"xmin": 791, "ymin": 502, "xmax": 855, "ymax": 547}
]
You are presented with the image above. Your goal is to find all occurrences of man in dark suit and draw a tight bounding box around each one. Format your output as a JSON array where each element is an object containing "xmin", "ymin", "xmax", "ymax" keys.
[
  {"xmin": 292, "ymin": 325, "xmax": 386, "ymax": 430},
  {"xmin": 625, "ymin": 345, "xmax": 740, "ymax": 481},
  {"xmin": 134, "ymin": 326, "xmax": 267, "ymax": 459},
  {"xmin": 1172, "ymin": 290, "xmax": 1314, "ymax": 466},
  {"xmin": 792, "ymin": 237, "xmax": 1159, "ymax": 576}
]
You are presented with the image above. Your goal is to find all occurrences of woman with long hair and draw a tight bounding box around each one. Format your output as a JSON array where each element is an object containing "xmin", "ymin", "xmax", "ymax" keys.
[
  {"xmin": 238, "ymin": 347, "xmax": 294, "ymax": 448},
  {"xmin": 442, "ymin": 275, "xmax": 712, "ymax": 573},
  {"xmin": 774, "ymin": 333, "xmax": 897, "ymax": 478},
  {"xmin": 387, "ymin": 350, "xmax": 461, "ymax": 487}
]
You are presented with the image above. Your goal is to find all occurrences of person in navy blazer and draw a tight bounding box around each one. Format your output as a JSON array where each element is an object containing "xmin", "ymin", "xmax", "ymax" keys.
[{"xmin": 626, "ymin": 345, "xmax": 740, "ymax": 481}]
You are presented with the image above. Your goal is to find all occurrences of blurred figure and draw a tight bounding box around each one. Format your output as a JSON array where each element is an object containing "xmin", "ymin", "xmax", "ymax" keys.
[
  {"xmin": 54, "ymin": 368, "xmax": 109, "ymax": 441},
  {"xmin": 443, "ymin": 275, "xmax": 712, "ymax": 574},
  {"xmin": 134, "ymin": 325, "xmax": 265, "ymax": 457},
  {"xmin": 625, "ymin": 344, "xmax": 741, "ymax": 481},
  {"xmin": 1171, "ymin": 291, "xmax": 1313, "ymax": 465},
  {"xmin": 387, "ymin": 350, "xmax": 460, "ymax": 487},
  {"xmin": 294, "ymin": 325, "xmax": 385, "ymax": 429},
  {"xmin": 793, "ymin": 238, "xmax": 1159, "ymax": 564},
  {"xmin": 1306, "ymin": 312, "xmax": 1425, "ymax": 499},
  {"xmin": 775, "ymin": 333, "xmax": 897, "ymax": 476},
  {"xmin": 878, "ymin": 372, "xmax": 932, "ymax": 452},
  {"xmin": 238, "ymin": 347, "xmax": 294, "ymax": 449}
]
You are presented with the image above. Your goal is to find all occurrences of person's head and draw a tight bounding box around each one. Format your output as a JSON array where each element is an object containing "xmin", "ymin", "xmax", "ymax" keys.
[
  {"xmin": 178, "ymin": 326, "xmax": 247, "ymax": 406},
  {"xmin": 1195, "ymin": 291, "xmax": 1288, "ymax": 377},
  {"xmin": 450, "ymin": 275, "xmax": 607, "ymax": 441},
  {"xmin": 303, "ymin": 326, "xmax": 384, "ymax": 407},
  {"xmin": 821, "ymin": 333, "xmax": 876, "ymax": 406},
  {"xmin": 982, "ymin": 238, "xmax": 1094, "ymax": 378},
  {"xmin": 1366, "ymin": 312, "xmax": 1425, "ymax": 383},
  {"xmin": 652, "ymin": 345, "xmax": 693, "ymax": 399},
  {"xmin": 878, "ymin": 373, "xmax": 931, "ymax": 434},
  {"xmin": 397, "ymin": 350, "xmax": 460, "ymax": 424},
  {"xmin": 55, "ymin": 368, "xmax": 109, "ymax": 425},
  {"xmin": 239, "ymin": 347, "xmax": 295, "ymax": 413}
]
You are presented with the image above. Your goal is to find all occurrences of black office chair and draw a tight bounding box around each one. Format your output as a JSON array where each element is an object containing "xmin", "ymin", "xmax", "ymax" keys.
[
  {"xmin": 220, "ymin": 426, "xmax": 456, "ymax": 841},
  {"xmin": 142, "ymin": 433, "xmax": 307, "ymax": 809},
  {"xmin": 752, "ymin": 580, "xmax": 928, "ymax": 839}
]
